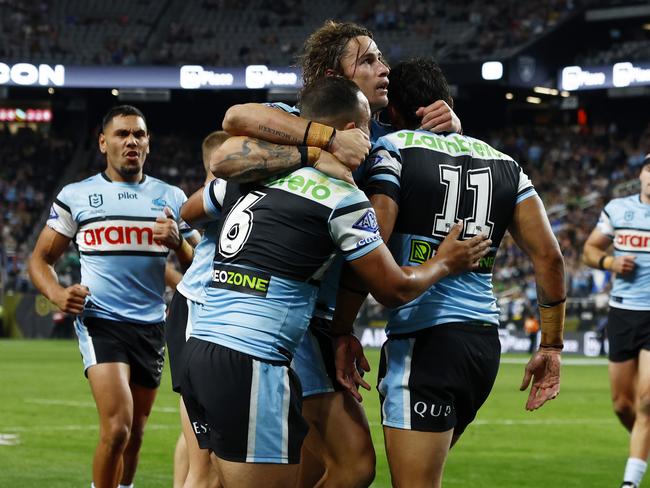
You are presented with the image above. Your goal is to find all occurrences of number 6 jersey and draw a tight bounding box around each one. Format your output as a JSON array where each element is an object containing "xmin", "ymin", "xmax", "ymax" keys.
[
  {"xmin": 190, "ymin": 167, "xmax": 383, "ymax": 362},
  {"xmin": 362, "ymin": 130, "xmax": 537, "ymax": 335}
]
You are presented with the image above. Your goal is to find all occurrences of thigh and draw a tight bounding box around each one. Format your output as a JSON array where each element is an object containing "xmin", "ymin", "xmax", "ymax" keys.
[
  {"xmin": 87, "ymin": 362, "xmax": 133, "ymax": 425},
  {"xmin": 302, "ymin": 391, "xmax": 374, "ymax": 465},
  {"xmin": 609, "ymin": 358, "xmax": 637, "ymax": 402},
  {"xmin": 384, "ymin": 426, "xmax": 452, "ymax": 488},
  {"xmin": 212, "ymin": 454, "xmax": 299, "ymax": 488},
  {"xmin": 130, "ymin": 383, "xmax": 158, "ymax": 431}
]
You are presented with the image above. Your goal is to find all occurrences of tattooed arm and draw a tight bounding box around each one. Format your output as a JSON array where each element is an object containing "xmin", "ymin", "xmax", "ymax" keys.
[
  {"xmin": 223, "ymin": 103, "xmax": 306, "ymax": 144},
  {"xmin": 210, "ymin": 136, "xmax": 354, "ymax": 184}
]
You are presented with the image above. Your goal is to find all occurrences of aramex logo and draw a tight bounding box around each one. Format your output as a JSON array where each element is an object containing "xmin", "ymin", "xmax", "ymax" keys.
[
  {"xmin": 616, "ymin": 231, "xmax": 650, "ymax": 250},
  {"xmin": 83, "ymin": 226, "xmax": 154, "ymax": 246}
]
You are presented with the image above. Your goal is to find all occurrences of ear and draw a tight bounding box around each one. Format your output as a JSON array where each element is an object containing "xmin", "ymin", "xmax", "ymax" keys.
[
  {"xmin": 325, "ymin": 69, "xmax": 336, "ymax": 77},
  {"xmin": 98, "ymin": 133, "xmax": 106, "ymax": 154},
  {"xmin": 343, "ymin": 121, "xmax": 356, "ymax": 130}
]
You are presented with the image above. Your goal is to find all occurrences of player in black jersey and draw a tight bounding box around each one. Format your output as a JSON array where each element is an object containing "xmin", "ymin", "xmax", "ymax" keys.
[{"xmin": 333, "ymin": 58, "xmax": 566, "ymax": 488}]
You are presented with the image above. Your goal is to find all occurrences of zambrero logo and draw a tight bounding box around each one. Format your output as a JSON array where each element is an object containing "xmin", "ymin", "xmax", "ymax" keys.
[
  {"xmin": 211, "ymin": 264, "xmax": 270, "ymax": 297},
  {"xmin": 615, "ymin": 230, "xmax": 650, "ymax": 252}
]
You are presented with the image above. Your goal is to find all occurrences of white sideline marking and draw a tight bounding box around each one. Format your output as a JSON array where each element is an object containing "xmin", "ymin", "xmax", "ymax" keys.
[
  {"xmin": 501, "ymin": 357, "xmax": 608, "ymax": 366},
  {"xmin": 25, "ymin": 398, "xmax": 178, "ymax": 413},
  {"xmin": 2, "ymin": 423, "xmax": 176, "ymax": 433},
  {"xmin": 0, "ymin": 433, "xmax": 20, "ymax": 446}
]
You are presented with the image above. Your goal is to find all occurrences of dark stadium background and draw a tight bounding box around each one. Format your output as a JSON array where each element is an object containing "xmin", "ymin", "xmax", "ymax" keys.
[{"xmin": 1, "ymin": 3, "xmax": 649, "ymax": 349}]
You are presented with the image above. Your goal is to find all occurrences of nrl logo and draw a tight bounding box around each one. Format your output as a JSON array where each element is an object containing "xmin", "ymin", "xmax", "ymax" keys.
[{"xmin": 88, "ymin": 193, "xmax": 103, "ymax": 208}]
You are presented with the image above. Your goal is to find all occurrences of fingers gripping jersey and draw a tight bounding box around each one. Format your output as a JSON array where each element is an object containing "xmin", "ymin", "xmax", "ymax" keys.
[
  {"xmin": 368, "ymin": 130, "xmax": 537, "ymax": 334},
  {"xmin": 176, "ymin": 179, "xmax": 227, "ymax": 303},
  {"xmin": 191, "ymin": 167, "xmax": 383, "ymax": 361},
  {"xmin": 47, "ymin": 172, "xmax": 190, "ymax": 323},
  {"xmin": 596, "ymin": 194, "xmax": 650, "ymax": 310}
]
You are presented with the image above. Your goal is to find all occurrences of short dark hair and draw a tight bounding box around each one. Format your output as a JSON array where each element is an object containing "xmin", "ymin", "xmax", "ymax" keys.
[
  {"xmin": 299, "ymin": 76, "xmax": 366, "ymax": 128},
  {"xmin": 101, "ymin": 105, "xmax": 147, "ymax": 132},
  {"xmin": 388, "ymin": 58, "xmax": 453, "ymax": 130}
]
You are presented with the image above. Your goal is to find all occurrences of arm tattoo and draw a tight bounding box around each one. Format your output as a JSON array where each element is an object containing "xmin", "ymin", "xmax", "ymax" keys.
[
  {"xmin": 258, "ymin": 124, "xmax": 301, "ymax": 144},
  {"xmin": 217, "ymin": 138, "xmax": 301, "ymax": 183}
]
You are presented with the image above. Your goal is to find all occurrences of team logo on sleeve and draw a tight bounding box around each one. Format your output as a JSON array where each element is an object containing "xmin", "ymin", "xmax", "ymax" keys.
[
  {"xmin": 48, "ymin": 206, "xmax": 59, "ymax": 220},
  {"xmin": 352, "ymin": 210, "xmax": 379, "ymax": 233},
  {"xmin": 88, "ymin": 193, "xmax": 103, "ymax": 208}
]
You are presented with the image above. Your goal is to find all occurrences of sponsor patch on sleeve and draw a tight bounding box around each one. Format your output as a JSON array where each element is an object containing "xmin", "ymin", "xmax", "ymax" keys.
[{"xmin": 352, "ymin": 209, "xmax": 379, "ymax": 233}]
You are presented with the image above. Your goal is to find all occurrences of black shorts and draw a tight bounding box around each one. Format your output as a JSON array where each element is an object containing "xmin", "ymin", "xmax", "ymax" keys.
[
  {"xmin": 378, "ymin": 323, "xmax": 500, "ymax": 435},
  {"xmin": 291, "ymin": 317, "xmax": 345, "ymax": 398},
  {"xmin": 181, "ymin": 337, "xmax": 309, "ymax": 464},
  {"xmin": 165, "ymin": 290, "xmax": 190, "ymax": 394},
  {"xmin": 74, "ymin": 316, "xmax": 165, "ymax": 389},
  {"xmin": 607, "ymin": 307, "xmax": 650, "ymax": 362}
]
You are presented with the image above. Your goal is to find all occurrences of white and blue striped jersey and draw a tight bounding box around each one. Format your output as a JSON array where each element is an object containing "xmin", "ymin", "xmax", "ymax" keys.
[
  {"xmin": 597, "ymin": 194, "xmax": 650, "ymax": 310},
  {"xmin": 368, "ymin": 130, "xmax": 537, "ymax": 335},
  {"xmin": 176, "ymin": 179, "xmax": 227, "ymax": 303},
  {"xmin": 190, "ymin": 167, "xmax": 383, "ymax": 362},
  {"xmin": 47, "ymin": 172, "xmax": 191, "ymax": 324}
]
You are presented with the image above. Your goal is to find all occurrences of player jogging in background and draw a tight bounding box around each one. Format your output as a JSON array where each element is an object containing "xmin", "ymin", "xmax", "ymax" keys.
[
  {"xmin": 217, "ymin": 20, "xmax": 462, "ymax": 487},
  {"xmin": 166, "ymin": 131, "xmax": 229, "ymax": 488},
  {"xmin": 333, "ymin": 58, "xmax": 566, "ymax": 488},
  {"xmin": 583, "ymin": 154, "xmax": 650, "ymax": 488},
  {"xmin": 28, "ymin": 105, "xmax": 195, "ymax": 488},
  {"xmin": 181, "ymin": 76, "xmax": 490, "ymax": 488}
]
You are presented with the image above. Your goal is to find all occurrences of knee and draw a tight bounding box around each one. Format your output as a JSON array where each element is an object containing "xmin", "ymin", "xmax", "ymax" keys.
[
  {"xmin": 612, "ymin": 395, "xmax": 635, "ymax": 419},
  {"xmin": 100, "ymin": 421, "xmax": 131, "ymax": 452},
  {"xmin": 638, "ymin": 394, "xmax": 650, "ymax": 418},
  {"xmin": 330, "ymin": 451, "xmax": 376, "ymax": 488}
]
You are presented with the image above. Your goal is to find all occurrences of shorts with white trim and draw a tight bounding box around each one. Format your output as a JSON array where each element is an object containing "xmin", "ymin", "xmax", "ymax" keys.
[
  {"xmin": 291, "ymin": 317, "xmax": 344, "ymax": 398},
  {"xmin": 74, "ymin": 316, "xmax": 165, "ymax": 389},
  {"xmin": 378, "ymin": 323, "xmax": 500, "ymax": 435},
  {"xmin": 607, "ymin": 306, "xmax": 650, "ymax": 362},
  {"xmin": 181, "ymin": 337, "xmax": 308, "ymax": 464}
]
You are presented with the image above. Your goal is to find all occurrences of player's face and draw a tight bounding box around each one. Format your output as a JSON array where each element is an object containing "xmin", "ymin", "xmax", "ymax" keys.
[
  {"xmin": 340, "ymin": 36, "xmax": 389, "ymax": 113},
  {"xmin": 99, "ymin": 115, "xmax": 150, "ymax": 181},
  {"xmin": 640, "ymin": 164, "xmax": 650, "ymax": 202}
]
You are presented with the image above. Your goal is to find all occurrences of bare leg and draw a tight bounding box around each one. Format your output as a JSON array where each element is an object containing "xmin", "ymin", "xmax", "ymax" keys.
[
  {"xmin": 384, "ymin": 426, "xmax": 453, "ymax": 488},
  {"xmin": 87, "ymin": 363, "xmax": 133, "ymax": 488},
  {"xmin": 173, "ymin": 430, "xmax": 189, "ymax": 488},
  {"xmin": 120, "ymin": 383, "xmax": 158, "ymax": 485},
  {"xmin": 610, "ymin": 358, "xmax": 638, "ymax": 432},
  {"xmin": 629, "ymin": 350, "xmax": 650, "ymax": 459},
  {"xmin": 211, "ymin": 453, "xmax": 298, "ymax": 488},
  {"xmin": 300, "ymin": 391, "xmax": 375, "ymax": 488}
]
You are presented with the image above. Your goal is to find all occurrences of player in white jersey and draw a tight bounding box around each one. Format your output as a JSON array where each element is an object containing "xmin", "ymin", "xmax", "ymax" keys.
[
  {"xmin": 218, "ymin": 21, "xmax": 463, "ymax": 487},
  {"xmin": 583, "ymin": 154, "xmax": 650, "ymax": 488},
  {"xmin": 333, "ymin": 59, "xmax": 566, "ymax": 488},
  {"xmin": 182, "ymin": 77, "xmax": 490, "ymax": 488},
  {"xmin": 28, "ymin": 105, "xmax": 194, "ymax": 488}
]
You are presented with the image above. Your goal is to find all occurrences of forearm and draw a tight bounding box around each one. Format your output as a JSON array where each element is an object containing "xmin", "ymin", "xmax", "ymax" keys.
[
  {"xmin": 370, "ymin": 257, "xmax": 450, "ymax": 308},
  {"xmin": 532, "ymin": 252, "xmax": 566, "ymax": 347},
  {"xmin": 211, "ymin": 137, "xmax": 303, "ymax": 182},
  {"xmin": 223, "ymin": 104, "xmax": 306, "ymax": 144},
  {"xmin": 583, "ymin": 243, "xmax": 613, "ymax": 270},
  {"xmin": 28, "ymin": 257, "xmax": 64, "ymax": 302}
]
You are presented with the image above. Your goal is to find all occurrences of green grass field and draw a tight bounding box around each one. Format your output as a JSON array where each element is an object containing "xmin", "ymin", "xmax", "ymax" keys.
[{"xmin": 0, "ymin": 340, "xmax": 635, "ymax": 487}]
